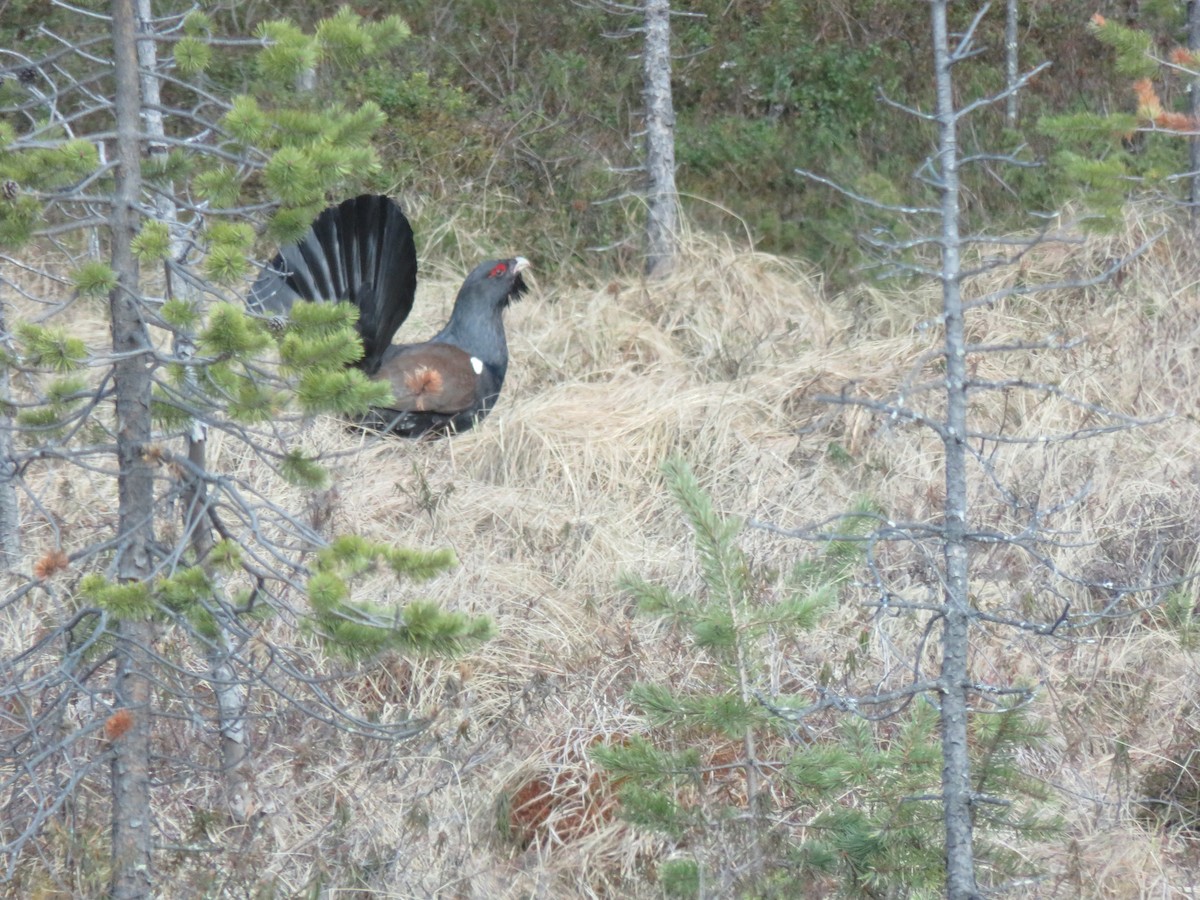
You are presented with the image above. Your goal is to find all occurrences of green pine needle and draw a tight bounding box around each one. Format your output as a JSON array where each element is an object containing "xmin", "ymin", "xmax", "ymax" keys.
[
  {"xmin": 278, "ymin": 328, "xmax": 364, "ymax": 371},
  {"xmin": 307, "ymin": 570, "xmax": 348, "ymax": 612},
  {"xmin": 80, "ymin": 574, "xmax": 155, "ymax": 621},
  {"xmin": 161, "ymin": 297, "xmax": 201, "ymax": 331},
  {"xmin": 142, "ymin": 148, "xmax": 195, "ymax": 184},
  {"xmin": 256, "ymin": 19, "xmax": 319, "ymax": 85},
  {"xmin": 71, "ymin": 261, "xmax": 118, "ymax": 299},
  {"xmin": 157, "ymin": 566, "xmax": 213, "ymax": 610},
  {"xmin": 279, "ymin": 448, "xmax": 330, "ymax": 489},
  {"xmin": 268, "ymin": 203, "xmax": 327, "ymax": 244},
  {"xmin": 612, "ymin": 784, "xmax": 692, "ymax": 838},
  {"xmin": 150, "ymin": 392, "xmax": 193, "ymax": 430},
  {"xmin": 174, "ymin": 36, "xmax": 212, "ymax": 76},
  {"xmin": 658, "ymin": 859, "xmax": 700, "ymax": 899},
  {"xmin": 45, "ymin": 375, "xmax": 87, "ymax": 405},
  {"xmin": 316, "ymin": 7, "xmax": 376, "ymax": 67},
  {"xmin": 1038, "ymin": 112, "xmax": 1140, "ymax": 146},
  {"xmin": 16, "ymin": 407, "xmax": 67, "ymax": 434},
  {"xmin": 193, "ymin": 165, "xmax": 242, "ymax": 208},
  {"xmin": 1089, "ymin": 18, "xmax": 1160, "ymax": 80},
  {"xmin": 200, "ymin": 304, "xmax": 271, "ymax": 356},
  {"xmin": 131, "ymin": 220, "xmax": 172, "ymax": 262},
  {"xmin": 228, "ymin": 378, "xmax": 280, "ymax": 423},
  {"xmin": 397, "ymin": 599, "xmax": 496, "ymax": 654},
  {"xmin": 0, "ymin": 194, "xmax": 40, "ymax": 248},
  {"xmin": 287, "ymin": 300, "xmax": 359, "ymax": 332},
  {"xmin": 373, "ymin": 15, "xmax": 412, "ymax": 48},
  {"xmin": 209, "ymin": 540, "xmax": 243, "ymax": 571},
  {"xmin": 295, "ymin": 367, "xmax": 392, "ymax": 416},
  {"xmin": 18, "ymin": 322, "xmax": 87, "ymax": 372},
  {"xmin": 223, "ymin": 95, "xmax": 267, "ymax": 145},
  {"xmin": 316, "ymin": 534, "xmax": 376, "ymax": 577},
  {"xmin": 592, "ymin": 735, "xmax": 700, "ymax": 778},
  {"xmin": 263, "ymin": 147, "xmax": 323, "ymax": 206},
  {"xmin": 203, "ymin": 245, "xmax": 248, "ymax": 284},
  {"xmin": 182, "ymin": 10, "xmax": 212, "ymax": 35},
  {"xmin": 55, "ymin": 140, "xmax": 100, "ymax": 180},
  {"xmin": 381, "ymin": 546, "xmax": 458, "ymax": 581},
  {"xmin": 617, "ymin": 573, "xmax": 694, "ymax": 620}
]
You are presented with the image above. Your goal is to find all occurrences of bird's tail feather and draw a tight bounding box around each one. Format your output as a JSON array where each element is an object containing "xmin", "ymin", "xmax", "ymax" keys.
[{"xmin": 249, "ymin": 195, "xmax": 417, "ymax": 373}]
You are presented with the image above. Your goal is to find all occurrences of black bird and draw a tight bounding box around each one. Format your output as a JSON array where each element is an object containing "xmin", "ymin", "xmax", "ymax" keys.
[{"xmin": 249, "ymin": 195, "xmax": 530, "ymax": 437}]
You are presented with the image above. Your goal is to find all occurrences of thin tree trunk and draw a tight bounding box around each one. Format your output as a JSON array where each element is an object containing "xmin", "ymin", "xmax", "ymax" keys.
[
  {"xmin": 1005, "ymin": 0, "xmax": 1019, "ymax": 127},
  {"xmin": 729, "ymin": 596, "xmax": 765, "ymax": 883},
  {"xmin": 930, "ymin": 2, "xmax": 978, "ymax": 897},
  {"xmin": 0, "ymin": 287, "xmax": 20, "ymax": 566},
  {"xmin": 134, "ymin": 0, "xmax": 250, "ymax": 817},
  {"xmin": 182, "ymin": 429, "xmax": 251, "ymax": 816},
  {"xmin": 109, "ymin": 1, "xmax": 157, "ymax": 896},
  {"xmin": 642, "ymin": 0, "xmax": 678, "ymax": 278},
  {"xmin": 1188, "ymin": 0, "xmax": 1200, "ymax": 228}
]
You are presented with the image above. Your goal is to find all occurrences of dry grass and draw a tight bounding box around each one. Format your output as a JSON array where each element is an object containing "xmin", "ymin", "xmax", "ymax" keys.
[{"xmin": 6, "ymin": 207, "xmax": 1200, "ymax": 896}]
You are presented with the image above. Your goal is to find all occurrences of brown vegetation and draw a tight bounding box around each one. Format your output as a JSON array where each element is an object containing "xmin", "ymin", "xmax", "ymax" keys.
[{"xmin": 6, "ymin": 206, "xmax": 1200, "ymax": 895}]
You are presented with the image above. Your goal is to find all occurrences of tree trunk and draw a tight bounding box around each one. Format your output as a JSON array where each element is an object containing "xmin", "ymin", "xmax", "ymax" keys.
[
  {"xmin": 1005, "ymin": 0, "xmax": 1019, "ymax": 127},
  {"xmin": 642, "ymin": 0, "xmax": 679, "ymax": 279},
  {"xmin": 109, "ymin": 1, "xmax": 157, "ymax": 896},
  {"xmin": 0, "ymin": 287, "xmax": 20, "ymax": 566},
  {"xmin": 135, "ymin": 0, "xmax": 250, "ymax": 817},
  {"xmin": 1188, "ymin": 0, "xmax": 1200, "ymax": 228},
  {"xmin": 184, "ymin": 428, "xmax": 251, "ymax": 817},
  {"xmin": 930, "ymin": 2, "xmax": 979, "ymax": 897}
]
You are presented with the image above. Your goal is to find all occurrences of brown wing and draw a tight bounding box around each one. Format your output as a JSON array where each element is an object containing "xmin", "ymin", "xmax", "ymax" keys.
[{"xmin": 373, "ymin": 342, "xmax": 481, "ymax": 414}]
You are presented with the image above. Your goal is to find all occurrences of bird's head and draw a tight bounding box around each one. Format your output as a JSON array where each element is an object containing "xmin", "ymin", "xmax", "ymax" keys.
[
  {"xmin": 458, "ymin": 257, "xmax": 531, "ymax": 313},
  {"xmin": 435, "ymin": 256, "xmax": 531, "ymax": 367}
]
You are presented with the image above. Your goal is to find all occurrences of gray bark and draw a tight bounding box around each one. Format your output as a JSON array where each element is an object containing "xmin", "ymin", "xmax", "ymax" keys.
[
  {"xmin": 135, "ymin": 0, "xmax": 250, "ymax": 816},
  {"xmin": 642, "ymin": 0, "xmax": 678, "ymax": 278},
  {"xmin": 184, "ymin": 428, "xmax": 251, "ymax": 816},
  {"xmin": 109, "ymin": 1, "xmax": 157, "ymax": 896},
  {"xmin": 1005, "ymin": 0, "xmax": 1019, "ymax": 127},
  {"xmin": 0, "ymin": 287, "xmax": 20, "ymax": 566},
  {"xmin": 1189, "ymin": 0, "xmax": 1200, "ymax": 226},
  {"xmin": 930, "ymin": 2, "xmax": 979, "ymax": 897}
]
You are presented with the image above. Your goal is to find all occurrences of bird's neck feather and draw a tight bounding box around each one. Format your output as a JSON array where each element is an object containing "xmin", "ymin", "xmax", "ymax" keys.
[{"xmin": 433, "ymin": 304, "xmax": 508, "ymax": 369}]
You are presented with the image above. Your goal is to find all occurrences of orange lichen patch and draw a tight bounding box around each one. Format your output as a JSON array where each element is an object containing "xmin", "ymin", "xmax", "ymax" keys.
[
  {"xmin": 104, "ymin": 709, "xmax": 134, "ymax": 742},
  {"xmin": 404, "ymin": 366, "xmax": 443, "ymax": 410},
  {"xmin": 33, "ymin": 548, "xmax": 70, "ymax": 580}
]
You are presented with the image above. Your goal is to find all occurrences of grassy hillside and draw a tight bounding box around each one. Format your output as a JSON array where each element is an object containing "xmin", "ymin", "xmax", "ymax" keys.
[{"xmin": 5, "ymin": 204, "xmax": 1200, "ymax": 895}]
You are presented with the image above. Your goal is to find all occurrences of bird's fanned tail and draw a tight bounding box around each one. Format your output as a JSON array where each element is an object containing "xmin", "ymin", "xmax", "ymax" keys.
[
  {"xmin": 249, "ymin": 194, "xmax": 528, "ymax": 438},
  {"xmin": 249, "ymin": 195, "xmax": 417, "ymax": 374}
]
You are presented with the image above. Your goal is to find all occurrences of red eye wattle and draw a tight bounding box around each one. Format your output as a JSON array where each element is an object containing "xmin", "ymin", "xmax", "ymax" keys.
[{"xmin": 488, "ymin": 263, "xmax": 508, "ymax": 278}]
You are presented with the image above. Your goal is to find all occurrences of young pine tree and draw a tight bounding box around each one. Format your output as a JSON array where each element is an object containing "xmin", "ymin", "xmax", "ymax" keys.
[{"xmin": 595, "ymin": 458, "xmax": 1057, "ymax": 897}]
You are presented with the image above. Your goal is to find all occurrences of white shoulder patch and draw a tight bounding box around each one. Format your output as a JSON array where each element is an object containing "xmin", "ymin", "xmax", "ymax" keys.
[{"xmin": 470, "ymin": 356, "xmax": 484, "ymax": 375}]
